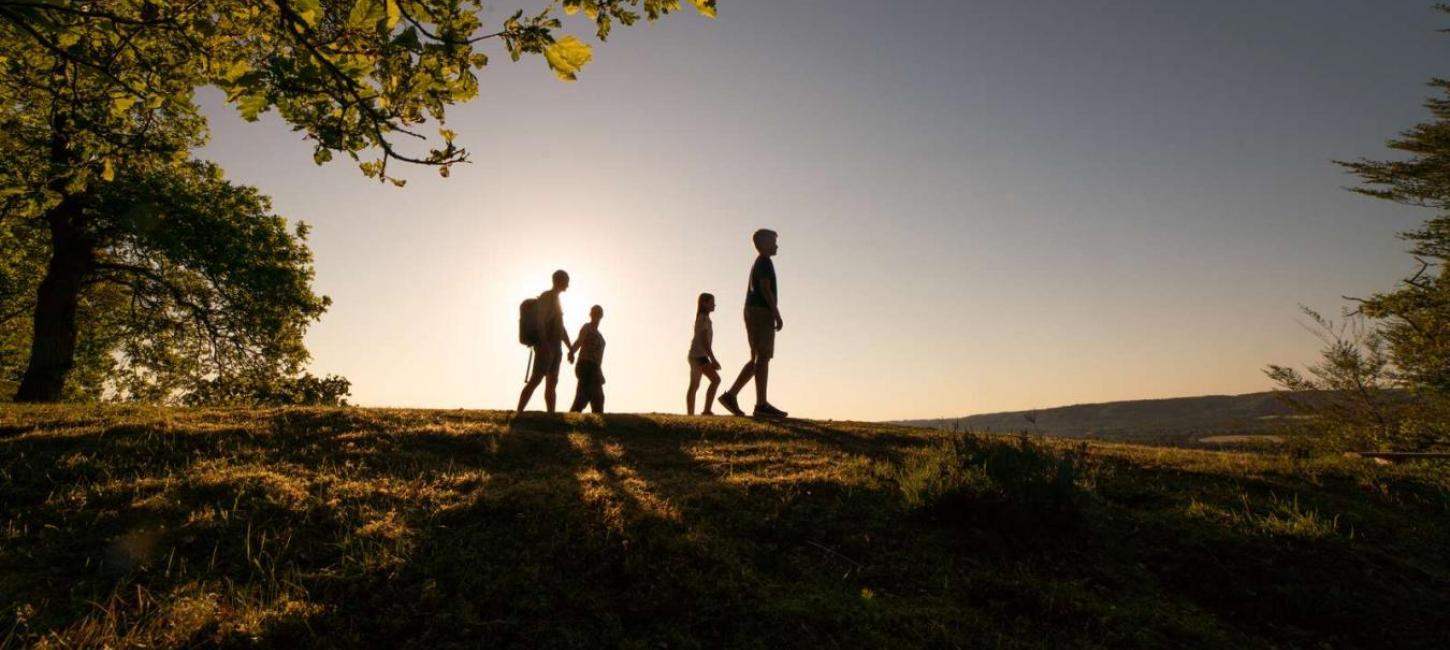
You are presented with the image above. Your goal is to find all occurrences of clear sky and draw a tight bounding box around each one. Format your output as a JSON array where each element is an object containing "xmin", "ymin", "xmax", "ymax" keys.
[{"xmin": 194, "ymin": 1, "xmax": 1449, "ymax": 421}]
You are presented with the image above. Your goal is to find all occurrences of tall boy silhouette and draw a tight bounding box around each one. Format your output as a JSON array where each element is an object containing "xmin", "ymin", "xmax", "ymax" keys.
[{"xmin": 719, "ymin": 229, "xmax": 787, "ymax": 418}]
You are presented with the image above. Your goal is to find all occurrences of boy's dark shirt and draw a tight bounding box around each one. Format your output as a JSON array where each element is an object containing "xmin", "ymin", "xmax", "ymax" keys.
[{"xmin": 745, "ymin": 256, "xmax": 776, "ymax": 309}]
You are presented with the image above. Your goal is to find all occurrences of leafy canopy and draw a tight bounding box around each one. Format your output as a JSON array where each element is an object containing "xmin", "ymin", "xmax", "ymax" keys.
[
  {"xmin": 1, "ymin": 159, "xmax": 337, "ymax": 403},
  {"xmin": 0, "ymin": 0, "xmax": 717, "ymax": 188}
]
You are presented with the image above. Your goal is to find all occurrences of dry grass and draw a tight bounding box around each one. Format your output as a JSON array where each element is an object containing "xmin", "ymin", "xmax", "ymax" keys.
[{"xmin": 1, "ymin": 405, "xmax": 1448, "ymax": 648}]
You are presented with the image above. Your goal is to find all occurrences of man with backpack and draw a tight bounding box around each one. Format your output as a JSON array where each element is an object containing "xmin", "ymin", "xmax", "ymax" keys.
[{"xmin": 517, "ymin": 270, "xmax": 574, "ymax": 413}]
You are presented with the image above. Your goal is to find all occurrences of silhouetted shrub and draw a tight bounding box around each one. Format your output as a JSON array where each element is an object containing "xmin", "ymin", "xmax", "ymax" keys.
[
  {"xmin": 183, "ymin": 372, "xmax": 351, "ymax": 407},
  {"xmin": 896, "ymin": 434, "xmax": 1085, "ymax": 534},
  {"xmin": 1266, "ymin": 308, "xmax": 1446, "ymax": 451}
]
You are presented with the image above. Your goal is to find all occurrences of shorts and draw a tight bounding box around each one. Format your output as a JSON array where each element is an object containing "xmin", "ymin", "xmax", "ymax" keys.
[
  {"xmin": 688, "ymin": 355, "xmax": 711, "ymax": 369},
  {"xmin": 575, "ymin": 360, "xmax": 606, "ymax": 387},
  {"xmin": 744, "ymin": 306, "xmax": 775, "ymax": 360},
  {"xmin": 530, "ymin": 345, "xmax": 562, "ymax": 380}
]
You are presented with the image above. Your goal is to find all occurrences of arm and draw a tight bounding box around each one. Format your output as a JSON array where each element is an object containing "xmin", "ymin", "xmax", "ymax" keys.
[
  {"xmin": 750, "ymin": 260, "xmax": 783, "ymax": 329},
  {"xmin": 567, "ymin": 324, "xmax": 583, "ymax": 361},
  {"xmin": 759, "ymin": 282, "xmax": 783, "ymax": 330},
  {"xmin": 551, "ymin": 296, "xmax": 573, "ymax": 351}
]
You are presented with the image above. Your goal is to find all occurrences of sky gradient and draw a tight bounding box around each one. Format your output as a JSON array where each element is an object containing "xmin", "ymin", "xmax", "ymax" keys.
[{"xmin": 195, "ymin": 1, "xmax": 1450, "ymax": 420}]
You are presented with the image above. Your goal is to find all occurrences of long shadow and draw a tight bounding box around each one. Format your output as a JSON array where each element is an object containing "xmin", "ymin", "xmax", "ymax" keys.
[
  {"xmin": 582, "ymin": 414, "xmax": 955, "ymax": 646},
  {"xmin": 25, "ymin": 408, "xmax": 1443, "ymax": 647}
]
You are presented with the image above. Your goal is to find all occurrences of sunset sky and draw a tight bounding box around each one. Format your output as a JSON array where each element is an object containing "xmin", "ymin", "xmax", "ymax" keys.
[{"xmin": 194, "ymin": 1, "xmax": 1447, "ymax": 421}]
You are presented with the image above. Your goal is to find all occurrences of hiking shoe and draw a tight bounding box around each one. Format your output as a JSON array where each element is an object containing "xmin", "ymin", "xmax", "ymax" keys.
[
  {"xmin": 718, "ymin": 392, "xmax": 745, "ymax": 416},
  {"xmin": 753, "ymin": 403, "xmax": 788, "ymax": 419}
]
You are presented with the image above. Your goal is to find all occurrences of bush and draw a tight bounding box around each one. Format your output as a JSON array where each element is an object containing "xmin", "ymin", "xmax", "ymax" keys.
[
  {"xmin": 1266, "ymin": 308, "xmax": 1446, "ymax": 451},
  {"xmin": 182, "ymin": 372, "xmax": 352, "ymax": 407},
  {"xmin": 895, "ymin": 434, "xmax": 1086, "ymax": 535}
]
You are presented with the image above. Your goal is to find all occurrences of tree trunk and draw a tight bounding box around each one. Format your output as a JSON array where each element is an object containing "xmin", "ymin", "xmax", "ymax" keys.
[{"xmin": 14, "ymin": 197, "xmax": 91, "ymax": 402}]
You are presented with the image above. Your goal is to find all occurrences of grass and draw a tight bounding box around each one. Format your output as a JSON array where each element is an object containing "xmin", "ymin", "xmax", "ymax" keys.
[{"xmin": 1, "ymin": 405, "xmax": 1448, "ymax": 648}]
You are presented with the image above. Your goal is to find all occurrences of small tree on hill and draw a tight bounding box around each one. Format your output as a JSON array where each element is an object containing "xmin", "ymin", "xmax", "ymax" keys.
[{"xmin": 0, "ymin": 159, "xmax": 339, "ymax": 404}]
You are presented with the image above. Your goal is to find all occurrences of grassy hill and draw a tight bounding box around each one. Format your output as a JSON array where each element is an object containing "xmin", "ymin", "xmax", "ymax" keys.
[
  {"xmin": 2, "ymin": 406, "xmax": 1448, "ymax": 648},
  {"xmin": 899, "ymin": 391, "xmax": 1313, "ymax": 444}
]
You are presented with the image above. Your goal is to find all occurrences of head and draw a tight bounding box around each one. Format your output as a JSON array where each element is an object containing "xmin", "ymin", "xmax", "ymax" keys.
[
  {"xmin": 697, "ymin": 292, "xmax": 716, "ymax": 315},
  {"xmin": 551, "ymin": 269, "xmax": 570, "ymax": 291},
  {"xmin": 590, "ymin": 305, "xmax": 604, "ymax": 322},
  {"xmin": 752, "ymin": 229, "xmax": 778, "ymax": 256}
]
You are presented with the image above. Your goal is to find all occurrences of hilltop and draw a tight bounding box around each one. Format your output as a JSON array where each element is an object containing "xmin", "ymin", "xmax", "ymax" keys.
[
  {"xmin": 2, "ymin": 405, "xmax": 1448, "ymax": 648},
  {"xmin": 899, "ymin": 391, "xmax": 1312, "ymax": 445}
]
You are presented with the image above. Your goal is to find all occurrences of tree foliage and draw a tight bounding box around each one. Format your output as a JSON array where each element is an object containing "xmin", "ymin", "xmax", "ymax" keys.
[
  {"xmin": 1270, "ymin": 6, "xmax": 1450, "ymax": 450},
  {"xmin": 0, "ymin": 159, "xmax": 338, "ymax": 404},
  {"xmin": 0, "ymin": 0, "xmax": 717, "ymax": 188},
  {"xmin": 1264, "ymin": 309, "xmax": 1422, "ymax": 450}
]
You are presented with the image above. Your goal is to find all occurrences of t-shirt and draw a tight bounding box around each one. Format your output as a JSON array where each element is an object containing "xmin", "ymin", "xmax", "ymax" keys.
[
  {"xmin": 576, "ymin": 321, "xmax": 606, "ymax": 364},
  {"xmin": 745, "ymin": 256, "xmax": 776, "ymax": 309},
  {"xmin": 688, "ymin": 313, "xmax": 713, "ymax": 358},
  {"xmin": 536, "ymin": 289, "xmax": 565, "ymax": 349}
]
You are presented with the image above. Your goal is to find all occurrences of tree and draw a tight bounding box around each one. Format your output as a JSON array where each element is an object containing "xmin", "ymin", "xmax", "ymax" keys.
[
  {"xmin": 0, "ymin": 158, "xmax": 334, "ymax": 404},
  {"xmin": 1268, "ymin": 5, "xmax": 1450, "ymax": 450},
  {"xmin": 0, "ymin": 0, "xmax": 716, "ymax": 401},
  {"xmin": 0, "ymin": 0, "xmax": 716, "ymax": 182},
  {"xmin": 1339, "ymin": 77, "xmax": 1450, "ymax": 395},
  {"xmin": 1265, "ymin": 308, "xmax": 1413, "ymax": 450}
]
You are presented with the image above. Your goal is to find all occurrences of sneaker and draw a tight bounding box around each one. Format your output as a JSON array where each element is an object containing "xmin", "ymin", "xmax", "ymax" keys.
[
  {"xmin": 718, "ymin": 392, "xmax": 745, "ymax": 416},
  {"xmin": 753, "ymin": 403, "xmax": 789, "ymax": 419}
]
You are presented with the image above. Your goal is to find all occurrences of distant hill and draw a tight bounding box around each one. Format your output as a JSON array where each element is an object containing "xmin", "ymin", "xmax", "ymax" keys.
[{"xmin": 898, "ymin": 391, "xmax": 1312, "ymax": 444}]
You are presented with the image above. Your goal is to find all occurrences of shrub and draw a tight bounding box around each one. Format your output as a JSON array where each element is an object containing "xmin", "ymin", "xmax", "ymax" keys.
[
  {"xmin": 1266, "ymin": 308, "xmax": 1445, "ymax": 451},
  {"xmin": 895, "ymin": 434, "xmax": 1086, "ymax": 535}
]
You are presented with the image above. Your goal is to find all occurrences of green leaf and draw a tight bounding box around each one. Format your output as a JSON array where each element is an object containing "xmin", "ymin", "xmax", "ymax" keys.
[
  {"xmin": 394, "ymin": 25, "xmax": 421, "ymax": 50},
  {"xmin": 112, "ymin": 95, "xmax": 138, "ymax": 113},
  {"xmin": 294, "ymin": 0, "xmax": 322, "ymax": 26},
  {"xmin": 101, "ymin": 159, "xmax": 115, "ymax": 182},
  {"xmin": 238, "ymin": 94, "xmax": 269, "ymax": 121},
  {"xmin": 386, "ymin": 0, "xmax": 401, "ymax": 29},
  {"xmin": 224, "ymin": 59, "xmax": 251, "ymax": 82},
  {"xmin": 692, "ymin": 0, "xmax": 717, "ymax": 18},
  {"xmin": 544, "ymin": 36, "xmax": 593, "ymax": 81},
  {"xmin": 349, "ymin": 0, "xmax": 384, "ymax": 30},
  {"xmin": 313, "ymin": 147, "xmax": 333, "ymax": 165}
]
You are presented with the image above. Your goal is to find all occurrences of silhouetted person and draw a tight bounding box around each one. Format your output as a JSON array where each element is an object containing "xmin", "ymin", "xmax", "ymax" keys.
[
  {"xmin": 517, "ymin": 270, "xmax": 574, "ymax": 413},
  {"xmin": 719, "ymin": 229, "xmax": 787, "ymax": 418},
  {"xmin": 686, "ymin": 293, "xmax": 722, "ymax": 415},
  {"xmin": 569, "ymin": 305, "xmax": 606, "ymax": 413}
]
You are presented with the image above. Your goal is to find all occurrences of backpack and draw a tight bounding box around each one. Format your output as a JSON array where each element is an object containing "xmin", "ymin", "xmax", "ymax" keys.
[{"xmin": 518, "ymin": 297, "xmax": 541, "ymax": 346}]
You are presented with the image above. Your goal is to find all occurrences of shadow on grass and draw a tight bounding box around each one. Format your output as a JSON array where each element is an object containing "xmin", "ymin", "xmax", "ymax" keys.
[{"xmin": 4, "ymin": 409, "xmax": 1449, "ymax": 648}]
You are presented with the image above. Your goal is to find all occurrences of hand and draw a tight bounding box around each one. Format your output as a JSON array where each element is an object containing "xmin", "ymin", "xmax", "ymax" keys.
[
  {"xmin": 711, "ymin": 360, "xmax": 721, "ymax": 371},
  {"xmin": 567, "ymin": 351, "xmax": 576, "ymax": 364},
  {"xmin": 774, "ymin": 314, "xmax": 784, "ymax": 332}
]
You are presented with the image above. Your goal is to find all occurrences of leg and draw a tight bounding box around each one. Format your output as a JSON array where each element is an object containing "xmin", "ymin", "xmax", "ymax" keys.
[
  {"xmin": 725, "ymin": 357, "xmax": 755, "ymax": 398},
  {"xmin": 687, "ymin": 365, "xmax": 703, "ymax": 415},
  {"xmin": 754, "ymin": 358, "xmax": 770, "ymax": 406},
  {"xmin": 542, "ymin": 352, "xmax": 562, "ymax": 412},
  {"xmin": 517, "ymin": 348, "xmax": 549, "ymax": 412},
  {"xmin": 589, "ymin": 383, "xmax": 604, "ymax": 413},
  {"xmin": 702, "ymin": 366, "xmax": 721, "ymax": 414},
  {"xmin": 517, "ymin": 375, "xmax": 542, "ymax": 413},
  {"xmin": 569, "ymin": 379, "xmax": 588, "ymax": 412}
]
